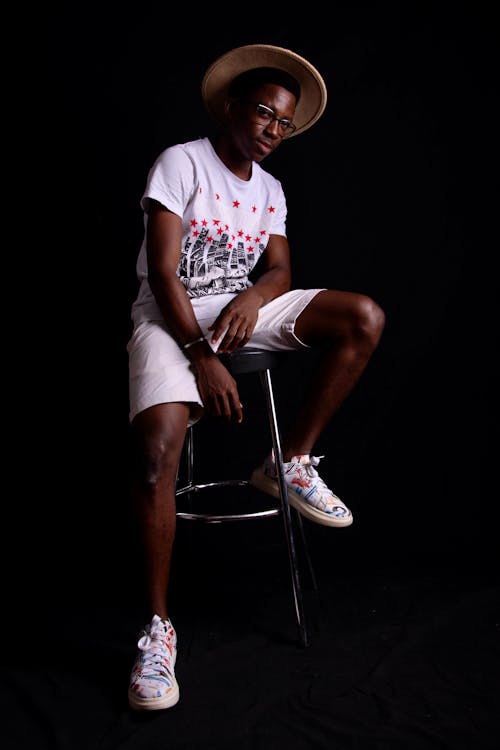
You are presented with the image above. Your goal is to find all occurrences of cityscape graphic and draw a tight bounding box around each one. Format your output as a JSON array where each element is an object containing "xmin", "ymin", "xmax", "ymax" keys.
[{"xmin": 179, "ymin": 225, "xmax": 266, "ymax": 296}]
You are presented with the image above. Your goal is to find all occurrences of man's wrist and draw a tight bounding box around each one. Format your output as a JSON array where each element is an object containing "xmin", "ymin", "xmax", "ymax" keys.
[{"xmin": 183, "ymin": 337, "xmax": 217, "ymax": 363}]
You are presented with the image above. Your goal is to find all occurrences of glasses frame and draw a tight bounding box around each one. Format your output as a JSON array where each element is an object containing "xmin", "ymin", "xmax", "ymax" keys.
[{"xmin": 248, "ymin": 102, "xmax": 297, "ymax": 137}]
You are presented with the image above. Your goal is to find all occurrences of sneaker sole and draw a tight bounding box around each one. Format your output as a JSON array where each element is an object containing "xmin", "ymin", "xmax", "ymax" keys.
[
  {"xmin": 250, "ymin": 468, "xmax": 353, "ymax": 528},
  {"xmin": 128, "ymin": 679, "xmax": 180, "ymax": 710}
]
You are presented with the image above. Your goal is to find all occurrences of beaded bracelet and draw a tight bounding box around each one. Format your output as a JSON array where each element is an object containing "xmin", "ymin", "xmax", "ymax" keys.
[{"xmin": 183, "ymin": 336, "xmax": 206, "ymax": 350}]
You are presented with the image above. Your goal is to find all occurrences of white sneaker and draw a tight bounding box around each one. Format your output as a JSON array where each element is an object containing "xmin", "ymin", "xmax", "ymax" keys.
[
  {"xmin": 251, "ymin": 454, "xmax": 353, "ymax": 528},
  {"xmin": 128, "ymin": 614, "xmax": 179, "ymax": 710}
]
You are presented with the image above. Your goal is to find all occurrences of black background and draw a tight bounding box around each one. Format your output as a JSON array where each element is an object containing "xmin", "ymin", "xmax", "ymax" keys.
[{"xmin": 6, "ymin": 2, "xmax": 499, "ymax": 748}]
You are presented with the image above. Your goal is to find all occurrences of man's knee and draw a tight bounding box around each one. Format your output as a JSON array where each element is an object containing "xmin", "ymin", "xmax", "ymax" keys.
[
  {"xmin": 356, "ymin": 295, "xmax": 385, "ymax": 342},
  {"xmin": 131, "ymin": 432, "xmax": 182, "ymax": 489}
]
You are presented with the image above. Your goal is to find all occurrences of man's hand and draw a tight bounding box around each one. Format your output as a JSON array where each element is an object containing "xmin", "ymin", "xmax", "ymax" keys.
[
  {"xmin": 193, "ymin": 356, "xmax": 243, "ymax": 423},
  {"xmin": 208, "ymin": 288, "xmax": 263, "ymax": 352}
]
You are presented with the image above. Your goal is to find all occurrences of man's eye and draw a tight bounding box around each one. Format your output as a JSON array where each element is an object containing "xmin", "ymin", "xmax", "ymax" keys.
[{"xmin": 256, "ymin": 105, "xmax": 273, "ymax": 117}]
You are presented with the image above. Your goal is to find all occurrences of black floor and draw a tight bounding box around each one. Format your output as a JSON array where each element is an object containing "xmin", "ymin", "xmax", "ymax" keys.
[{"xmin": 5, "ymin": 485, "xmax": 499, "ymax": 750}]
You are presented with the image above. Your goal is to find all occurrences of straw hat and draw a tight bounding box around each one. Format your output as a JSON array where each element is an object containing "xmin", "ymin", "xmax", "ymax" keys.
[{"xmin": 201, "ymin": 44, "xmax": 327, "ymax": 138}]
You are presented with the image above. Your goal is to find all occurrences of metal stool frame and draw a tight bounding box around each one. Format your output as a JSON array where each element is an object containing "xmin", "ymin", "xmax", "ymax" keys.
[{"xmin": 175, "ymin": 348, "xmax": 317, "ymax": 647}]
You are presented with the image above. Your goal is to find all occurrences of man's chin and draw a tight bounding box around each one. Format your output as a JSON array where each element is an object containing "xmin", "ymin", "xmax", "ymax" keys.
[{"xmin": 254, "ymin": 140, "xmax": 274, "ymax": 159}]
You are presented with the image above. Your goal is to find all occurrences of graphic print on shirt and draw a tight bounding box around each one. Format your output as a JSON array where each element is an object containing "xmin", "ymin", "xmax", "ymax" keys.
[{"xmin": 178, "ymin": 188, "xmax": 274, "ymax": 297}]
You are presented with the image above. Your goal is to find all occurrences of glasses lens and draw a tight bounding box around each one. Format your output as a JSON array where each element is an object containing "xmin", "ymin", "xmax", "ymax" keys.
[
  {"xmin": 254, "ymin": 104, "xmax": 295, "ymax": 135},
  {"xmin": 255, "ymin": 104, "xmax": 273, "ymax": 121}
]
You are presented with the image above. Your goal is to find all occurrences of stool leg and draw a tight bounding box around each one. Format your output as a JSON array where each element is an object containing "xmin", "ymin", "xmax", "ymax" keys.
[
  {"xmin": 186, "ymin": 426, "xmax": 194, "ymax": 488},
  {"xmin": 293, "ymin": 511, "xmax": 319, "ymax": 592},
  {"xmin": 259, "ymin": 368, "xmax": 309, "ymax": 648}
]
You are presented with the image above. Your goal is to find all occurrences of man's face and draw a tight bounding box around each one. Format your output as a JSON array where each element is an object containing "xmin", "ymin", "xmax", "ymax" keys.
[{"xmin": 227, "ymin": 83, "xmax": 297, "ymax": 163}]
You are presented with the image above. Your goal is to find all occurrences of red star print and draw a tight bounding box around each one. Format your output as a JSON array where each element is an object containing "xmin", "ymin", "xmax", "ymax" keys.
[
  {"xmin": 268, "ymin": 206, "xmax": 275, "ymax": 213},
  {"xmin": 201, "ymin": 219, "xmax": 208, "ymax": 226},
  {"xmin": 190, "ymin": 219, "xmax": 197, "ymax": 227},
  {"xmin": 252, "ymin": 205, "xmax": 257, "ymax": 213},
  {"xmin": 233, "ymin": 200, "xmax": 240, "ymax": 208}
]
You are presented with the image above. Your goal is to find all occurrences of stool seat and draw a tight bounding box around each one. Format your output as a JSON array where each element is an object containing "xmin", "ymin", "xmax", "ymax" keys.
[
  {"xmin": 218, "ymin": 346, "xmax": 288, "ymax": 375},
  {"xmin": 175, "ymin": 346, "xmax": 316, "ymax": 647}
]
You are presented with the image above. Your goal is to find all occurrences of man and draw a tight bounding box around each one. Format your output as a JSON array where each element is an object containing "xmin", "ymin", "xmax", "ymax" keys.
[{"xmin": 127, "ymin": 44, "xmax": 385, "ymax": 710}]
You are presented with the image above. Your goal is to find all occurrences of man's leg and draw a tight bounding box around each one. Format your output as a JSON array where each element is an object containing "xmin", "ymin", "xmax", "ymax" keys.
[
  {"xmin": 130, "ymin": 402, "xmax": 192, "ymax": 620},
  {"xmin": 251, "ymin": 289, "xmax": 384, "ymax": 527},
  {"xmin": 128, "ymin": 401, "xmax": 202, "ymax": 711},
  {"xmin": 283, "ymin": 289, "xmax": 385, "ymax": 460}
]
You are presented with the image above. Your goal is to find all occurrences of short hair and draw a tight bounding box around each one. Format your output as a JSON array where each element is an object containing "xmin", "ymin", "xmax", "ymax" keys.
[{"xmin": 228, "ymin": 67, "xmax": 301, "ymax": 103}]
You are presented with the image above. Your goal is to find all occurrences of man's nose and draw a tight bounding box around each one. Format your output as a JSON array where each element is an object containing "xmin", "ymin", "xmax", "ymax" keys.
[{"xmin": 264, "ymin": 119, "xmax": 281, "ymax": 137}]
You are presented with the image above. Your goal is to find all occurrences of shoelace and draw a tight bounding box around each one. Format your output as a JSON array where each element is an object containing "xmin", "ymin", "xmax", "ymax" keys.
[
  {"xmin": 136, "ymin": 620, "xmax": 175, "ymax": 679},
  {"xmin": 302, "ymin": 454, "xmax": 323, "ymax": 473},
  {"xmin": 302, "ymin": 456, "xmax": 332, "ymax": 492}
]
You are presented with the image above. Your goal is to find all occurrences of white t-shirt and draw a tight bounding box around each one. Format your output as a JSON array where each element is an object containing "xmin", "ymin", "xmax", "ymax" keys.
[{"xmin": 131, "ymin": 137, "xmax": 288, "ymax": 326}]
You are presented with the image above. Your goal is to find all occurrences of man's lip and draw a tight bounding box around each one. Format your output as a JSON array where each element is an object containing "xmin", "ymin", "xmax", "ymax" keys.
[{"xmin": 256, "ymin": 139, "xmax": 273, "ymax": 153}]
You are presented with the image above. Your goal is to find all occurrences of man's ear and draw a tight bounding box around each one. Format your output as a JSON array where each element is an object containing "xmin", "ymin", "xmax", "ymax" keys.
[{"xmin": 224, "ymin": 98, "xmax": 238, "ymax": 121}]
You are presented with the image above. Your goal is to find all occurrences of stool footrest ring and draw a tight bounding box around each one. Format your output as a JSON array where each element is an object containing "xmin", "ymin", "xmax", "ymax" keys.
[
  {"xmin": 176, "ymin": 479, "xmax": 250, "ymax": 496},
  {"xmin": 176, "ymin": 509, "xmax": 280, "ymax": 523}
]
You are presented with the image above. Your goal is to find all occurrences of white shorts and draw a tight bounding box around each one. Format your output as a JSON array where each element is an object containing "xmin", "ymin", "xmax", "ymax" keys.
[{"xmin": 127, "ymin": 288, "xmax": 325, "ymax": 424}]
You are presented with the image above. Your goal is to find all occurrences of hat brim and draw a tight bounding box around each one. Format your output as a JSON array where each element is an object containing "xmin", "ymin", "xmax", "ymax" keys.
[{"xmin": 201, "ymin": 44, "xmax": 327, "ymax": 138}]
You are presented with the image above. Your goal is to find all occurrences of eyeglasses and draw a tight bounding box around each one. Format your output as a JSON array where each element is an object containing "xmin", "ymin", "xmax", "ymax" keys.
[{"xmin": 249, "ymin": 102, "xmax": 297, "ymax": 136}]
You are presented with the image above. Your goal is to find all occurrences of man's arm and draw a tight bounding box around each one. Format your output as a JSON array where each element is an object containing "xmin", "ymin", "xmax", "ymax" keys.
[
  {"xmin": 146, "ymin": 199, "xmax": 243, "ymax": 422},
  {"xmin": 207, "ymin": 234, "xmax": 292, "ymax": 352},
  {"xmin": 146, "ymin": 199, "xmax": 206, "ymax": 346}
]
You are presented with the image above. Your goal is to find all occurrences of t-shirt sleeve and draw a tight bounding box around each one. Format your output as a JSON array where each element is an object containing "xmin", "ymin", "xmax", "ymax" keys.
[{"xmin": 140, "ymin": 145, "xmax": 195, "ymax": 218}]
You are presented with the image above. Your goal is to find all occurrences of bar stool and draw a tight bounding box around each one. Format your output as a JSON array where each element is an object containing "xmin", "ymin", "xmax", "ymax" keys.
[{"xmin": 175, "ymin": 347, "xmax": 318, "ymax": 647}]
